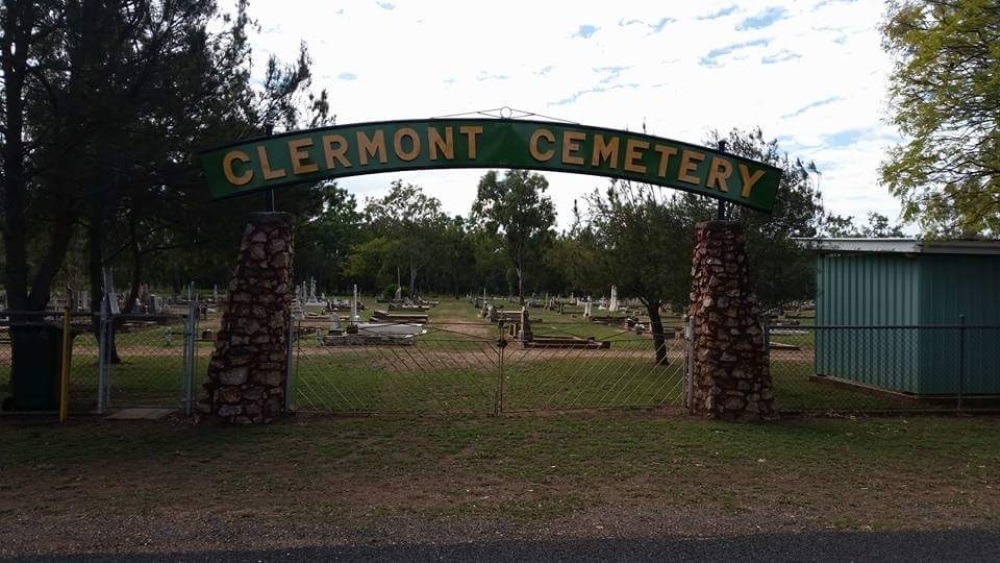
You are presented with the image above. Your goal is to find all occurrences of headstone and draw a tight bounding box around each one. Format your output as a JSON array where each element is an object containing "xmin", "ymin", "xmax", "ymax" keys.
[{"xmin": 351, "ymin": 284, "xmax": 361, "ymax": 323}]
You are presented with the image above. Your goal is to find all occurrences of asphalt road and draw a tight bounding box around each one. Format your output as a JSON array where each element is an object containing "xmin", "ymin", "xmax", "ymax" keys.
[{"xmin": 10, "ymin": 529, "xmax": 1000, "ymax": 562}]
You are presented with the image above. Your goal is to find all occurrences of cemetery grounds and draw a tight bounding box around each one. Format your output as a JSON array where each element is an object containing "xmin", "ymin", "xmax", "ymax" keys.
[{"xmin": 0, "ymin": 297, "xmax": 998, "ymax": 556}]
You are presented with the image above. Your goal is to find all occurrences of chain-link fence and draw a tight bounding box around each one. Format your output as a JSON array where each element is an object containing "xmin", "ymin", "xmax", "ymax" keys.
[
  {"xmin": 4, "ymin": 304, "xmax": 999, "ymax": 418},
  {"xmin": 766, "ymin": 323, "xmax": 1000, "ymax": 413},
  {"xmin": 289, "ymin": 310, "xmax": 692, "ymax": 415},
  {"xmin": 290, "ymin": 313, "xmax": 1000, "ymax": 416},
  {"xmin": 103, "ymin": 313, "xmax": 193, "ymax": 411},
  {"xmin": 0, "ymin": 305, "xmax": 200, "ymax": 416}
]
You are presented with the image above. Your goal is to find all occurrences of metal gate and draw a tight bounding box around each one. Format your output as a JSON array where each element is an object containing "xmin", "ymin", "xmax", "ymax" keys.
[{"xmin": 289, "ymin": 316, "xmax": 692, "ymax": 415}]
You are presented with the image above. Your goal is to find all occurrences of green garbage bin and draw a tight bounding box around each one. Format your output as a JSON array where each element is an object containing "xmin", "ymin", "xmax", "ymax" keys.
[{"xmin": 5, "ymin": 323, "xmax": 66, "ymax": 411}]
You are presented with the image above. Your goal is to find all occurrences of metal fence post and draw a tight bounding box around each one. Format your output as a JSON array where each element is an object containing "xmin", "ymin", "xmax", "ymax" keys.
[
  {"xmin": 182, "ymin": 300, "xmax": 198, "ymax": 416},
  {"xmin": 496, "ymin": 319, "xmax": 506, "ymax": 417},
  {"xmin": 763, "ymin": 315, "xmax": 771, "ymax": 360},
  {"xmin": 97, "ymin": 302, "xmax": 109, "ymax": 415},
  {"xmin": 59, "ymin": 308, "xmax": 71, "ymax": 423},
  {"xmin": 685, "ymin": 315, "xmax": 694, "ymax": 411},
  {"xmin": 284, "ymin": 315, "xmax": 295, "ymax": 412},
  {"xmin": 957, "ymin": 314, "xmax": 966, "ymax": 412}
]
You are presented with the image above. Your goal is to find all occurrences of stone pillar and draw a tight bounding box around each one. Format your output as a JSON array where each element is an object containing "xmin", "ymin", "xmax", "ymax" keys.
[
  {"xmin": 688, "ymin": 221, "xmax": 773, "ymax": 420},
  {"xmin": 199, "ymin": 212, "xmax": 294, "ymax": 424}
]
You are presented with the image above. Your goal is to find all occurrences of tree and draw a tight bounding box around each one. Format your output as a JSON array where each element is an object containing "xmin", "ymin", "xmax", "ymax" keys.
[
  {"xmin": 294, "ymin": 183, "xmax": 362, "ymax": 293},
  {"xmin": 702, "ymin": 127, "xmax": 825, "ymax": 313},
  {"xmin": 822, "ymin": 212, "xmax": 907, "ymax": 238},
  {"xmin": 577, "ymin": 126, "xmax": 826, "ymax": 367},
  {"xmin": 352, "ymin": 180, "xmax": 448, "ymax": 294},
  {"xmin": 0, "ymin": 0, "xmax": 328, "ymax": 380},
  {"xmin": 583, "ymin": 182, "xmax": 690, "ymax": 366},
  {"xmin": 880, "ymin": 0, "xmax": 1000, "ymax": 237},
  {"xmin": 470, "ymin": 170, "xmax": 556, "ymax": 304}
]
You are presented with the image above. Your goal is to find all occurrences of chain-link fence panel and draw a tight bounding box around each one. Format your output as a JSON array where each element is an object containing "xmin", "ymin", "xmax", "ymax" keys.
[
  {"xmin": 103, "ymin": 313, "xmax": 190, "ymax": 410},
  {"xmin": 290, "ymin": 317, "xmax": 500, "ymax": 414},
  {"xmin": 499, "ymin": 317, "xmax": 688, "ymax": 412},
  {"xmin": 0, "ymin": 311, "xmax": 99, "ymax": 414},
  {"xmin": 768, "ymin": 324, "xmax": 1000, "ymax": 414}
]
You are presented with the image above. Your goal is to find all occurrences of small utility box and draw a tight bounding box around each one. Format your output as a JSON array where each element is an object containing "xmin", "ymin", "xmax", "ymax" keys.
[{"xmin": 6, "ymin": 323, "xmax": 67, "ymax": 411}]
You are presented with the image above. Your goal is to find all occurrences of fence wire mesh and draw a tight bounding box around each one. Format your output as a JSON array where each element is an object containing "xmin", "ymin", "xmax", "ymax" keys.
[
  {"xmin": 290, "ymin": 317, "xmax": 500, "ymax": 414},
  {"xmin": 104, "ymin": 313, "xmax": 191, "ymax": 410},
  {"xmin": 3, "ymin": 302, "xmax": 999, "ymax": 418},
  {"xmin": 499, "ymin": 321, "xmax": 688, "ymax": 413},
  {"xmin": 0, "ymin": 311, "xmax": 98, "ymax": 413},
  {"xmin": 289, "ymin": 303, "xmax": 691, "ymax": 415},
  {"xmin": 767, "ymin": 323, "xmax": 1000, "ymax": 413}
]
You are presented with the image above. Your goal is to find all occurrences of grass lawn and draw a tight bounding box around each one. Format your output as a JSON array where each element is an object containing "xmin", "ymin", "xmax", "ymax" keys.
[{"xmin": 0, "ymin": 411, "xmax": 997, "ymax": 555}]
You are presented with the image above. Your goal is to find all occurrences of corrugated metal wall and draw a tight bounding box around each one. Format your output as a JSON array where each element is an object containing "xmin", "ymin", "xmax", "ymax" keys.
[
  {"xmin": 815, "ymin": 253, "xmax": 921, "ymax": 393},
  {"xmin": 917, "ymin": 255, "xmax": 1000, "ymax": 394},
  {"xmin": 815, "ymin": 251, "xmax": 1000, "ymax": 395}
]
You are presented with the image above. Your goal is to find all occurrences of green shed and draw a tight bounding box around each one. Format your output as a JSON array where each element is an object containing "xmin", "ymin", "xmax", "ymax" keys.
[{"xmin": 813, "ymin": 239, "xmax": 1000, "ymax": 396}]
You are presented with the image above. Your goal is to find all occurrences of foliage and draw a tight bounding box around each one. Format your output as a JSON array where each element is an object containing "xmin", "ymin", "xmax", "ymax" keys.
[
  {"xmin": 470, "ymin": 170, "xmax": 556, "ymax": 303},
  {"xmin": 0, "ymin": 0, "xmax": 329, "ymax": 312},
  {"xmin": 574, "ymin": 126, "xmax": 826, "ymax": 345},
  {"xmin": 294, "ymin": 183, "xmax": 362, "ymax": 293},
  {"xmin": 880, "ymin": 0, "xmax": 1000, "ymax": 237},
  {"xmin": 348, "ymin": 180, "xmax": 448, "ymax": 293},
  {"xmin": 582, "ymin": 181, "xmax": 691, "ymax": 364},
  {"xmin": 821, "ymin": 212, "xmax": 908, "ymax": 238},
  {"xmin": 703, "ymin": 127, "xmax": 825, "ymax": 312}
]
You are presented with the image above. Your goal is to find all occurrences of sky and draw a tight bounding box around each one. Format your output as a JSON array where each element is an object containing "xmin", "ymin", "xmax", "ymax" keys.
[{"xmin": 247, "ymin": 0, "xmax": 904, "ymax": 232}]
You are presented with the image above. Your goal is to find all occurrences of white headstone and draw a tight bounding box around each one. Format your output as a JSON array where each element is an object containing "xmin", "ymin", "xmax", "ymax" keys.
[{"xmin": 351, "ymin": 284, "xmax": 360, "ymax": 323}]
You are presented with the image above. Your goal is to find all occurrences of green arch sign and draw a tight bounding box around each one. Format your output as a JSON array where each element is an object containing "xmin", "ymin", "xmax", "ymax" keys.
[{"xmin": 200, "ymin": 118, "xmax": 783, "ymax": 212}]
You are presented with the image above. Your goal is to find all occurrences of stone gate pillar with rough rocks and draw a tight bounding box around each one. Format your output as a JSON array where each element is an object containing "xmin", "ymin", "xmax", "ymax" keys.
[
  {"xmin": 688, "ymin": 221, "xmax": 774, "ymax": 420},
  {"xmin": 199, "ymin": 212, "xmax": 294, "ymax": 424}
]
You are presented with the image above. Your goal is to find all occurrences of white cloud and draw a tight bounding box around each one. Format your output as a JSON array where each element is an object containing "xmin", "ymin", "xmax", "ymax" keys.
[{"xmin": 243, "ymin": 0, "xmax": 906, "ymax": 230}]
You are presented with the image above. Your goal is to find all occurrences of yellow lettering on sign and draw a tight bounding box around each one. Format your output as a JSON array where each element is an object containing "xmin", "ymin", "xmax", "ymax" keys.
[
  {"xmin": 561, "ymin": 130, "xmax": 586, "ymax": 165},
  {"xmin": 288, "ymin": 138, "xmax": 319, "ymax": 174},
  {"xmin": 739, "ymin": 164, "xmax": 766, "ymax": 198},
  {"xmin": 357, "ymin": 130, "xmax": 388, "ymax": 165},
  {"xmin": 257, "ymin": 145, "xmax": 286, "ymax": 180},
  {"xmin": 460, "ymin": 125, "xmax": 483, "ymax": 159},
  {"xmin": 393, "ymin": 128, "xmax": 421, "ymax": 162},
  {"xmin": 428, "ymin": 127, "xmax": 454, "ymax": 160},
  {"xmin": 706, "ymin": 157, "xmax": 733, "ymax": 192},
  {"xmin": 222, "ymin": 150, "xmax": 253, "ymax": 186},
  {"xmin": 678, "ymin": 150, "xmax": 705, "ymax": 185},
  {"xmin": 591, "ymin": 135, "xmax": 619, "ymax": 168},
  {"xmin": 322, "ymin": 135, "xmax": 352, "ymax": 169},
  {"xmin": 530, "ymin": 128, "xmax": 555, "ymax": 161},
  {"xmin": 654, "ymin": 145, "xmax": 678, "ymax": 177},
  {"xmin": 623, "ymin": 139, "xmax": 649, "ymax": 174}
]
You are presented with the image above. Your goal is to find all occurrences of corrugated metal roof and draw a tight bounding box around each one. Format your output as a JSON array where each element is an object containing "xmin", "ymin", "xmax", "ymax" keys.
[{"xmin": 799, "ymin": 238, "xmax": 1000, "ymax": 255}]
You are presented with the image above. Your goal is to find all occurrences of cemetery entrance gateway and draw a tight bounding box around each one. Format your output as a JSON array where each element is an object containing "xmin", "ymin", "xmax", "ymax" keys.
[{"xmin": 198, "ymin": 117, "xmax": 783, "ymax": 422}]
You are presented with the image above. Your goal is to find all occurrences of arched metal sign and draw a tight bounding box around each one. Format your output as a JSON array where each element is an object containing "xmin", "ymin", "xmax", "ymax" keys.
[{"xmin": 200, "ymin": 118, "xmax": 783, "ymax": 212}]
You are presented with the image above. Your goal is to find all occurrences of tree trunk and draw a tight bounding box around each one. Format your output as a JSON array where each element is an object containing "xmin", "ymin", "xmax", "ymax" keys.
[
  {"xmin": 646, "ymin": 300, "xmax": 669, "ymax": 366},
  {"xmin": 516, "ymin": 255, "xmax": 525, "ymax": 305}
]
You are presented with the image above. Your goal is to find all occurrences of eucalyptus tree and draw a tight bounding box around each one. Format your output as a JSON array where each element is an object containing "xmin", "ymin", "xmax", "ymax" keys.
[
  {"xmin": 470, "ymin": 170, "xmax": 556, "ymax": 304},
  {"xmin": 583, "ymin": 181, "xmax": 691, "ymax": 366},
  {"xmin": 352, "ymin": 180, "xmax": 448, "ymax": 294},
  {"xmin": 578, "ymin": 127, "xmax": 826, "ymax": 365}
]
